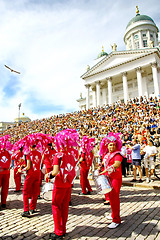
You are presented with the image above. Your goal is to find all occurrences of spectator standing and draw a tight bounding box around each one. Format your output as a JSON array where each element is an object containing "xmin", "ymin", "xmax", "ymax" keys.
[
  {"xmin": 143, "ymin": 139, "xmax": 158, "ymax": 183},
  {"xmin": 121, "ymin": 142, "xmax": 127, "ymax": 177},
  {"xmin": 129, "ymin": 139, "xmax": 143, "ymax": 183}
]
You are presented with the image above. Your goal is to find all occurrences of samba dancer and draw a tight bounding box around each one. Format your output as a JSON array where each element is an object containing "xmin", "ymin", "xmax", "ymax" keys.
[
  {"xmin": 12, "ymin": 147, "xmax": 25, "ymax": 192},
  {"xmin": 99, "ymin": 132, "xmax": 123, "ymax": 229},
  {"xmin": 0, "ymin": 135, "xmax": 13, "ymax": 209},
  {"xmin": 46, "ymin": 129, "xmax": 80, "ymax": 240},
  {"xmin": 20, "ymin": 144, "xmax": 42, "ymax": 217},
  {"xmin": 79, "ymin": 136, "xmax": 95, "ymax": 195},
  {"xmin": 42, "ymin": 142, "xmax": 56, "ymax": 183}
]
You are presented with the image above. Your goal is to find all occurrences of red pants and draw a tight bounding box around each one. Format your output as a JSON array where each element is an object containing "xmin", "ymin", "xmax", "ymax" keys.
[
  {"xmin": 52, "ymin": 186, "xmax": 71, "ymax": 236},
  {"xmin": 105, "ymin": 193, "xmax": 109, "ymax": 201},
  {"xmin": 23, "ymin": 171, "xmax": 40, "ymax": 211},
  {"xmin": 109, "ymin": 177, "xmax": 122, "ymax": 224},
  {"xmin": 14, "ymin": 168, "xmax": 21, "ymax": 191},
  {"xmin": 80, "ymin": 168, "xmax": 92, "ymax": 194},
  {"xmin": 0, "ymin": 172, "xmax": 10, "ymax": 205}
]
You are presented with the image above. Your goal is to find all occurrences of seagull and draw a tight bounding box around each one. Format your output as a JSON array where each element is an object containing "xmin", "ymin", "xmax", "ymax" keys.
[{"xmin": 4, "ymin": 65, "xmax": 20, "ymax": 74}]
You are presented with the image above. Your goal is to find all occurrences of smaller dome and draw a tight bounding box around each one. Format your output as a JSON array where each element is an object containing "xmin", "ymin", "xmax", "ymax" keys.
[{"xmin": 97, "ymin": 46, "xmax": 108, "ymax": 59}]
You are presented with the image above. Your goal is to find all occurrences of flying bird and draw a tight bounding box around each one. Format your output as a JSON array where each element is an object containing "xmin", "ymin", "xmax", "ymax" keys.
[{"xmin": 4, "ymin": 65, "xmax": 20, "ymax": 74}]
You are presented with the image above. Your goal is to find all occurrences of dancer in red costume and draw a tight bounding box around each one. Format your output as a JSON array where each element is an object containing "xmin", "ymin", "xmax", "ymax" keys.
[
  {"xmin": 47, "ymin": 129, "xmax": 79, "ymax": 240},
  {"xmin": 12, "ymin": 147, "xmax": 25, "ymax": 192},
  {"xmin": 99, "ymin": 132, "xmax": 123, "ymax": 229},
  {"xmin": 79, "ymin": 136, "xmax": 95, "ymax": 195},
  {"xmin": 0, "ymin": 135, "xmax": 13, "ymax": 209},
  {"xmin": 42, "ymin": 143, "xmax": 56, "ymax": 183},
  {"xmin": 20, "ymin": 144, "xmax": 42, "ymax": 217}
]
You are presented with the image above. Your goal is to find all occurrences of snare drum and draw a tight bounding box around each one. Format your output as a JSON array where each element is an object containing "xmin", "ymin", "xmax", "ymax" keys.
[
  {"xmin": 94, "ymin": 174, "xmax": 112, "ymax": 195},
  {"xmin": 42, "ymin": 182, "xmax": 53, "ymax": 201}
]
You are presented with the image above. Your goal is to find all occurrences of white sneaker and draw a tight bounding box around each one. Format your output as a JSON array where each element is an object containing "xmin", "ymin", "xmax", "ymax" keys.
[
  {"xmin": 108, "ymin": 222, "xmax": 120, "ymax": 229},
  {"xmin": 104, "ymin": 213, "xmax": 112, "ymax": 220},
  {"xmin": 146, "ymin": 178, "xmax": 149, "ymax": 183}
]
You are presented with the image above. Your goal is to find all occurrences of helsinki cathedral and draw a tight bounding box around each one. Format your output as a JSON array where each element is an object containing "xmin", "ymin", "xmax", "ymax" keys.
[{"xmin": 77, "ymin": 6, "xmax": 160, "ymax": 110}]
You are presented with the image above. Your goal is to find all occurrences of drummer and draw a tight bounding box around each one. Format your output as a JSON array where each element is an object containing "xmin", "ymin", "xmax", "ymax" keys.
[{"xmin": 99, "ymin": 132, "xmax": 123, "ymax": 229}]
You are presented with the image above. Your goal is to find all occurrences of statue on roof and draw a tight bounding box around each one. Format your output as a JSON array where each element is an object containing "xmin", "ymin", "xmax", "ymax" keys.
[
  {"xmin": 87, "ymin": 65, "xmax": 90, "ymax": 71},
  {"xmin": 148, "ymin": 40, "xmax": 154, "ymax": 48},
  {"xmin": 111, "ymin": 43, "xmax": 117, "ymax": 51}
]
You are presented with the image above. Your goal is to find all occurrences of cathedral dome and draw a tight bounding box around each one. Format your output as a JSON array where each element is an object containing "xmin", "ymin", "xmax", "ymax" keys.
[
  {"xmin": 124, "ymin": 6, "xmax": 159, "ymax": 50},
  {"xmin": 126, "ymin": 14, "xmax": 156, "ymax": 29}
]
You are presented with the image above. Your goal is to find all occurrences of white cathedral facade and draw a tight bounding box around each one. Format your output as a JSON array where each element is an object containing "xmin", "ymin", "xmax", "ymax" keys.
[{"xmin": 77, "ymin": 7, "xmax": 160, "ymax": 110}]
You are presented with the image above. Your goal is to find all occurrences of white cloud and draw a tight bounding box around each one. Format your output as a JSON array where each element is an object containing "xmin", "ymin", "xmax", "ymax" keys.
[{"xmin": 0, "ymin": 0, "xmax": 160, "ymax": 121}]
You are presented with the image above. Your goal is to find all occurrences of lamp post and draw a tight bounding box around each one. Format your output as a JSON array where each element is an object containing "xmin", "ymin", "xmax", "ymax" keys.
[{"xmin": 18, "ymin": 103, "xmax": 21, "ymax": 125}]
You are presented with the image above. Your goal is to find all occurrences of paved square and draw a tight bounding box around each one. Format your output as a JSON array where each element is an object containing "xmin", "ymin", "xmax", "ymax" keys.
[{"xmin": 0, "ymin": 171, "xmax": 160, "ymax": 240}]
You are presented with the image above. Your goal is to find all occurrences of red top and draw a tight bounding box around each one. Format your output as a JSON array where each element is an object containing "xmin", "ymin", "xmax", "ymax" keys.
[
  {"xmin": 26, "ymin": 150, "xmax": 42, "ymax": 174},
  {"xmin": 103, "ymin": 151, "xmax": 123, "ymax": 179},
  {"xmin": 0, "ymin": 150, "xmax": 11, "ymax": 173},
  {"xmin": 43, "ymin": 148, "xmax": 56, "ymax": 169},
  {"xmin": 12, "ymin": 151, "xmax": 25, "ymax": 169},
  {"xmin": 53, "ymin": 151, "xmax": 76, "ymax": 188},
  {"xmin": 80, "ymin": 151, "xmax": 94, "ymax": 170}
]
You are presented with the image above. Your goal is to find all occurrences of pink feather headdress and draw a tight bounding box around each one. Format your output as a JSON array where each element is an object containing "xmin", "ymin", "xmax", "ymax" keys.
[
  {"xmin": 0, "ymin": 135, "xmax": 13, "ymax": 152},
  {"xmin": 13, "ymin": 133, "xmax": 54, "ymax": 154},
  {"xmin": 99, "ymin": 132, "xmax": 122, "ymax": 156},
  {"xmin": 54, "ymin": 129, "xmax": 80, "ymax": 152},
  {"xmin": 81, "ymin": 136, "xmax": 95, "ymax": 154}
]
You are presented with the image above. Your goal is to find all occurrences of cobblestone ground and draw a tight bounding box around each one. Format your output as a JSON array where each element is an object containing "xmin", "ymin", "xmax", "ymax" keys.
[{"xmin": 0, "ymin": 170, "xmax": 160, "ymax": 240}]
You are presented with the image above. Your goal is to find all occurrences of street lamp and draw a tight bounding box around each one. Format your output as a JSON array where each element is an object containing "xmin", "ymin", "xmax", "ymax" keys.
[{"xmin": 18, "ymin": 103, "xmax": 21, "ymax": 125}]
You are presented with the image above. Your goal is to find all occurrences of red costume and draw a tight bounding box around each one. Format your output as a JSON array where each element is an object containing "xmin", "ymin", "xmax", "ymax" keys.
[
  {"xmin": 12, "ymin": 151, "xmax": 25, "ymax": 191},
  {"xmin": 0, "ymin": 150, "xmax": 11, "ymax": 206},
  {"xmin": 23, "ymin": 150, "xmax": 42, "ymax": 211},
  {"xmin": 80, "ymin": 151, "xmax": 94, "ymax": 194},
  {"xmin": 52, "ymin": 151, "xmax": 76, "ymax": 236},
  {"xmin": 43, "ymin": 148, "xmax": 56, "ymax": 182},
  {"xmin": 103, "ymin": 151, "xmax": 123, "ymax": 224}
]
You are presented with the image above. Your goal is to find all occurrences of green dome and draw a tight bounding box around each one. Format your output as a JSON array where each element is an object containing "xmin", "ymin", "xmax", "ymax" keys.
[
  {"xmin": 97, "ymin": 51, "xmax": 108, "ymax": 59},
  {"xmin": 126, "ymin": 14, "xmax": 155, "ymax": 29}
]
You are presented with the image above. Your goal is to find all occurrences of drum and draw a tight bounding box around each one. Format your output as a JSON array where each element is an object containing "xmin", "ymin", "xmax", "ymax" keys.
[
  {"xmin": 42, "ymin": 182, "xmax": 53, "ymax": 201},
  {"xmin": 94, "ymin": 172, "xmax": 112, "ymax": 194}
]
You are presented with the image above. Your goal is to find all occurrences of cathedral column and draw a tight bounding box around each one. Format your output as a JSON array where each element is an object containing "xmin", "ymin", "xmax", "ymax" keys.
[
  {"xmin": 102, "ymin": 87, "xmax": 107, "ymax": 105},
  {"xmin": 91, "ymin": 87, "xmax": 96, "ymax": 108},
  {"xmin": 154, "ymin": 32, "xmax": 158, "ymax": 46},
  {"xmin": 139, "ymin": 31, "xmax": 143, "ymax": 48},
  {"xmin": 136, "ymin": 67, "xmax": 143, "ymax": 98},
  {"xmin": 122, "ymin": 72, "xmax": 129, "ymax": 104},
  {"xmin": 85, "ymin": 84, "xmax": 90, "ymax": 110},
  {"xmin": 107, "ymin": 78, "xmax": 112, "ymax": 105},
  {"xmin": 151, "ymin": 62, "xmax": 160, "ymax": 97},
  {"xmin": 147, "ymin": 30, "xmax": 151, "ymax": 44},
  {"xmin": 96, "ymin": 81, "xmax": 101, "ymax": 107},
  {"xmin": 131, "ymin": 34, "xmax": 135, "ymax": 49}
]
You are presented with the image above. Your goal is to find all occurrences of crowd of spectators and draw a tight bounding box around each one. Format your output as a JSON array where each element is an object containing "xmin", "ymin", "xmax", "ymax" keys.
[{"xmin": 1, "ymin": 96, "xmax": 160, "ymax": 149}]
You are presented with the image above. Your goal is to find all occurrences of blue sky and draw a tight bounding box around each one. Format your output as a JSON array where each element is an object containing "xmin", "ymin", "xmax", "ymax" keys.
[{"xmin": 0, "ymin": 0, "xmax": 160, "ymax": 121}]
